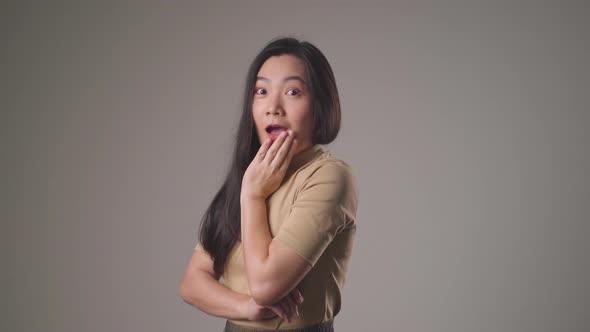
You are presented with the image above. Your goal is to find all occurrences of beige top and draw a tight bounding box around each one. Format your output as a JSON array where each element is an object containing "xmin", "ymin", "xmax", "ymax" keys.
[{"xmin": 195, "ymin": 144, "xmax": 359, "ymax": 330}]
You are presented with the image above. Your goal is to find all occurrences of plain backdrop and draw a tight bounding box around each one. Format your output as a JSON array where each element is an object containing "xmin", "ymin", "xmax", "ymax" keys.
[{"xmin": 3, "ymin": 1, "xmax": 589, "ymax": 331}]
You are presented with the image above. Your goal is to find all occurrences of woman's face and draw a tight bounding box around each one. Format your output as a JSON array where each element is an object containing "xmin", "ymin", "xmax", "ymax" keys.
[{"xmin": 252, "ymin": 54, "xmax": 314, "ymax": 155}]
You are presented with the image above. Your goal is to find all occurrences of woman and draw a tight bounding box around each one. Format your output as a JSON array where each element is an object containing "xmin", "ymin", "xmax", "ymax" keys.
[{"xmin": 180, "ymin": 36, "xmax": 359, "ymax": 331}]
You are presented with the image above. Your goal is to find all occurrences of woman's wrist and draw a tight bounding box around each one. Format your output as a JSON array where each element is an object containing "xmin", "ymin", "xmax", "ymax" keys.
[
  {"xmin": 240, "ymin": 190, "xmax": 266, "ymax": 204},
  {"xmin": 234, "ymin": 294, "xmax": 253, "ymax": 320},
  {"xmin": 235, "ymin": 295, "xmax": 249, "ymax": 320},
  {"xmin": 238, "ymin": 296, "xmax": 261, "ymax": 321}
]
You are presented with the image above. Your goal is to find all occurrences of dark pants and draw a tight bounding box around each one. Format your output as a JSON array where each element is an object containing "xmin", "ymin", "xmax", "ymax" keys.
[{"xmin": 223, "ymin": 319, "xmax": 334, "ymax": 332}]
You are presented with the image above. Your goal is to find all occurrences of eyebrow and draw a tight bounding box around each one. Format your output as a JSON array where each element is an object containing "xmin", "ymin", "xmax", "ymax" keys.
[{"xmin": 256, "ymin": 75, "xmax": 307, "ymax": 85}]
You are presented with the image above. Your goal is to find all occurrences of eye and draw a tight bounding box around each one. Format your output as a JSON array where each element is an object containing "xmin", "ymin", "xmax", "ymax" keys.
[
  {"xmin": 286, "ymin": 89, "xmax": 300, "ymax": 96},
  {"xmin": 254, "ymin": 88, "xmax": 266, "ymax": 95}
]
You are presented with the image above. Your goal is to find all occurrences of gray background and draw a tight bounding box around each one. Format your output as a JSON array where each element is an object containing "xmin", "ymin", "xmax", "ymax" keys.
[{"xmin": 3, "ymin": 1, "xmax": 589, "ymax": 331}]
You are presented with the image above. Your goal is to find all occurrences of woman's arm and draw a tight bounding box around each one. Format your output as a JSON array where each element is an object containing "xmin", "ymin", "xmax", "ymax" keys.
[
  {"xmin": 240, "ymin": 195, "xmax": 311, "ymax": 306},
  {"xmin": 180, "ymin": 245, "xmax": 302, "ymax": 322},
  {"xmin": 240, "ymin": 140, "xmax": 356, "ymax": 307},
  {"xmin": 180, "ymin": 247, "xmax": 251, "ymax": 319},
  {"xmin": 240, "ymin": 133, "xmax": 312, "ymax": 306}
]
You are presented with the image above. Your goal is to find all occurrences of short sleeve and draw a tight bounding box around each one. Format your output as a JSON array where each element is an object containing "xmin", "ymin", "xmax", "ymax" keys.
[{"xmin": 273, "ymin": 161, "xmax": 359, "ymax": 266}]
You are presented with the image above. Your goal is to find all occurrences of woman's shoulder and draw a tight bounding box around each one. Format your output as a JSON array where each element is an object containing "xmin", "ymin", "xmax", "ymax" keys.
[
  {"xmin": 295, "ymin": 148, "xmax": 359, "ymax": 223},
  {"xmin": 311, "ymin": 148, "xmax": 356, "ymax": 176},
  {"xmin": 299, "ymin": 148, "xmax": 359, "ymax": 193}
]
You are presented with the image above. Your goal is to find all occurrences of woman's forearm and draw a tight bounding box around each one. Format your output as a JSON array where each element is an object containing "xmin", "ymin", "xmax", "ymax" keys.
[
  {"xmin": 240, "ymin": 195, "xmax": 272, "ymax": 267},
  {"xmin": 240, "ymin": 195, "xmax": 276, "ymax": 302},
  {"xmin": 181, "ymin": 269, "xmax": 249, "ymax": 320}
]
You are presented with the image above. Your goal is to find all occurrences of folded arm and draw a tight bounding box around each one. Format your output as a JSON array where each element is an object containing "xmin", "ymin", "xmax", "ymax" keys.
[
  {"xmin": 240, "ymin": 195, "xmax": 312, "ymax": 306},
  {"xmin": 180, "ymin": 246, "xmax": 250, "ymax": 319},
  {"xmin": 240, "ymin": 161, "xmax": 357, "ymax": 306}
]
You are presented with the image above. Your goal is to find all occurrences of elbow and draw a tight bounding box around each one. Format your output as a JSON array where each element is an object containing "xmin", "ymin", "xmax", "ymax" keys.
[
  {"xmin": 179, "ymin": 281, "xmax": 190, "ymax": 304},
  {"xmin": 249, "ymin": 281, "xmax": 281, "ymax": 306},
  {"xmin": 250, "ymin": 290, "xmax": 275, "ymax": 307},
  {"xmin": 179, "ymin": 278, "xmax": 194, "ymax": 305}
]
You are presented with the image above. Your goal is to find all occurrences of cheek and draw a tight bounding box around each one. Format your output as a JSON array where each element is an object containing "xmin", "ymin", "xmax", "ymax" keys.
[
  {"xmin": 251, "ymin": 108, "xmax": 264, "ymax": 130},
  {"xmin": 301, "ymin": 107, "xmax": 314, "ymax": 126},
  {"xmin": 294, "ymin": 113, "xmax": 314, "ymax": 138}
]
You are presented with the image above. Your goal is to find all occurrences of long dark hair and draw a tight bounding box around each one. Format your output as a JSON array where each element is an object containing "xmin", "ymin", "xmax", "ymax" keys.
[{"xmin": 199, "ymin": 36, "xmax": 342, "ymax": 276}]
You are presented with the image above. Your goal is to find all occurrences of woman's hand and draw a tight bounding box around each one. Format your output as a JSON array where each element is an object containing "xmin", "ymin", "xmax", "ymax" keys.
[
  {"xmin": 242, "ymin": 297, "xmax": 277, "ymax": 321},
  {"xmin": 242, "ymin": 288, "xmax": 304, "ymax": 322},
  {"xmin": 242, "ymin": 130, "xmax": 297, "ymax": 200}
]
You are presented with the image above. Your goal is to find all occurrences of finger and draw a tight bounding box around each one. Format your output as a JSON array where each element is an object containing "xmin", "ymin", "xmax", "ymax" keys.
[
  {"xmin": 285, "ymin": 295, "xmax": 297, "ymax": 321},
  {"xmin": 290, "ymin": 287, "xmax": 303, "ymax": 305},
  {"xmin": 279, "ymin": 296, "xmax": 294, "ymax": 323},
  {"xmin": 271, "ymin": 130, "xmax": 295, "ymax": 169},
  {"xmin": 269, "ymin": 304, "xmax": 287, "ymax": 321},
  {"xmin": 278, "ymin": 138, "xmax": 297, "ymax": 172},
  {"xmin": 256, "ymin": 137, "xmax": 272, "ymax": 161},
  {"xmin": 279, "ymin": 299, "xmax": 292, "ymax": 322},
  {"xmin": 263, "ymin": 130, "xmax": 289, "ymax": 165}
]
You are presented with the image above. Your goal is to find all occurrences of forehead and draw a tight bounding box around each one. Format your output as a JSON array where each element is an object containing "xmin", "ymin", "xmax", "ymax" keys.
[{"xmin": 257, "ymin": 54, "xmax": 306, "ymax": 79}]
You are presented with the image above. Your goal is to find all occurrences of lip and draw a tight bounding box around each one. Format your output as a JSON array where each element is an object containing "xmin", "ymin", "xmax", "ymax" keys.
[
  {"xmin": 265, "ymin": 124, "xmax": 289, "ymax": 133},
  {"xmin": 267, "ymin": 129, "xmax": 287, "ymax": 140},
  {"xmin": 265, "ymin": 124, "xmax": 290, "ymax": 140}
]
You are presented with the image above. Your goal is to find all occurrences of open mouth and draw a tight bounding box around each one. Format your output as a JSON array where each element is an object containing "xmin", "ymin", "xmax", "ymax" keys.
[
  {"xmin": 265, "ymin": 124, "xmax": 288, "ymax": 133},
  {"xmin": 265, "ymin": 124, "xmax": 289, "ymax": 139}
]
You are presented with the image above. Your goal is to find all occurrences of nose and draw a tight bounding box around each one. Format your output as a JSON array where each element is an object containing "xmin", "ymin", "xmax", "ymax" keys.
[{"xmin": 265, "ymin": 92, "xmax": 284, "ymax": 116}]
